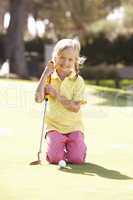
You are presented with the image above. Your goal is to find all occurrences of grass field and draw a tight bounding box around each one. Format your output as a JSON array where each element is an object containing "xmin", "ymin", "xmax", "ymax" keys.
[{"xmin": 0, "ymin": 78, "xmax": 133, "ymax": 200}]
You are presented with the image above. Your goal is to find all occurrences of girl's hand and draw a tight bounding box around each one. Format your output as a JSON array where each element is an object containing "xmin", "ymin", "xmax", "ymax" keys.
[
  {"xmin": 35, "ymin": 61, "xmax": 55, "ymax": 103},
  {"xmin": 45, "ymin": 60, "xmax": 55, "ymax": 78},
  {"xmin": 45, "ymin": 84, "xmax": 58, "ymax": 98}
]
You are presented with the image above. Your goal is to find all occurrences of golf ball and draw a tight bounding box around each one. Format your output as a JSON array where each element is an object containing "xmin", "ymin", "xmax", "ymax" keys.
[{"xmin": 58, "ymin": 160, "xmax": 66, "ymax": 168}]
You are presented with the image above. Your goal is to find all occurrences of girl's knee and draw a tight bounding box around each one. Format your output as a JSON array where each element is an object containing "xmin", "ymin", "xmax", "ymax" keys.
[
  {"xmin": 46, "ymin": 131, "xmax": 66, "ymax": 163},
  {"xmin": 46, "ymin": 145, "xmax": 65, "ymax": 164},
  {"xmin": 46, "ymin": 153, "xmax": 64, "ymax": 164},
  {"xmin": 68, "ymin": 156, "xmax": 85, "ymax": 164},
  {"xmin": 67, "ymin": 145, "xmax": 87, "ymax": 164}
]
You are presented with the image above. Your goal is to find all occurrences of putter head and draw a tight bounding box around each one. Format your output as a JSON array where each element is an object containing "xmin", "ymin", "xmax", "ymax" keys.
[
  {"xmin": 29, "ymin": 160, "xmax": 41, "ymax": 165},
  {"xmin": 29, "ymin": 152, "xmax": 42, "ymax": 165}
]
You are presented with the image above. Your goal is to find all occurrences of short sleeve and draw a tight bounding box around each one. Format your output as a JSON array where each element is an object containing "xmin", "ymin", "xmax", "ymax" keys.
[{"xmin": 73, "ymin": 76, "xmax": 86, "ymax": 103}]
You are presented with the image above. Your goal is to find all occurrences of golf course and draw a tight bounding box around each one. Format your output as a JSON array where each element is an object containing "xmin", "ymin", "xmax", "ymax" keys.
[{"xmin": 0, "ymin": 78, "xmax": 133, "ymax": 200}]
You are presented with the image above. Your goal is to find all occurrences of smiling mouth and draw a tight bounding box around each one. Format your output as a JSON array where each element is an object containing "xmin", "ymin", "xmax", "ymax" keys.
[{"xmin": 56, "ymin": 64, "xmax": 71, "ymax": 69}]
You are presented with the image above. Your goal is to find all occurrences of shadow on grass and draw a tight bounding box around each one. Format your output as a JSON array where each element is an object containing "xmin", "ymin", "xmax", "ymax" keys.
[
  {"xmin": 93, "ymin": 91, "xmax": 130, "ymax": 106},
  {"xmin": 90, "ymin": 87, "xmax": 133, "ymax": 107},
  {"xmin": 60, "ymin": 162, "xmax": 133, "ymax": 180}
]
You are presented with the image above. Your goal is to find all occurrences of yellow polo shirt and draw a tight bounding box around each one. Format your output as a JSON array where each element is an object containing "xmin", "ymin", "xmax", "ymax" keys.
[{"xmin": 45, "ymin": 71, "xmax": 86, "ymax": 134}]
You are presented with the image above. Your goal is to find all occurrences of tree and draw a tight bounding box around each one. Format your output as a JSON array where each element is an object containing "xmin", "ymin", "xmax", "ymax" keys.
[
  {"xmin": 32, "ymin": 0, "xmax": 122, "ymax": 39},
  {"xmin": 5, "ymin": 0, "xmax": 29, "ymax": 78},
  {"xmin": 0, "ymin": 0, "xmax": 128, "ymax": 77}
]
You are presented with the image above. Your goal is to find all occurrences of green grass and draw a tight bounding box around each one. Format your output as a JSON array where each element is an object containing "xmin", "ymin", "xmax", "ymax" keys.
[
  {"xmin": 85, "ymin": 79, "xmax": 133, "ymax": 90},
  {"xmin": 85, "ymin": 83, "xmax": 133, "ymax": 106},
  {"xmin": 0, "ymin": 79, "xmax": 133, "ymax": 200}
]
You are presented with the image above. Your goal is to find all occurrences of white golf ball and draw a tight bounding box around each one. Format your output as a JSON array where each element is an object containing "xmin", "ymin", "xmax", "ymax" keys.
[{"xmin": 58, "ymin": 160, "xmax": 66, "ymax": 168}]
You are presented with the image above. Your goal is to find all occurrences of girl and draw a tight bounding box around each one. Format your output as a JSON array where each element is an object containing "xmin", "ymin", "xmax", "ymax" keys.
[{"xmin": 35, "ymin": 38, "xmax": 87, "ymax": 164}]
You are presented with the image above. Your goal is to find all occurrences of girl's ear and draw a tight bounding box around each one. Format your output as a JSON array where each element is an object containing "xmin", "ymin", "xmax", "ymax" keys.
[{"xmin": 49, "ymin": 60, "xmax": 54, "ymax": 64}]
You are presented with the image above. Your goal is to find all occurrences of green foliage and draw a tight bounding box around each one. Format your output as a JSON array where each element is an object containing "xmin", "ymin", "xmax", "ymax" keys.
[
  {"xmin": 98, "ymin": 79, "xmax": 116, "ymax": 88},
  {"xmin": 81, "ymin": 33, "xmax": 133, "ymax": 65},
  {"xmin": 121, "ymin": 79, "xmax": 133, "ymax": 88},
  {"xmin": 85, "ymin": 79, "xmax": 133, "ymax": 90},
  {"xmin": 80, "ymin": 65, "xmax": 118, "ymax": 80},
  {"xmin": 25, "ymin": 37, "xmax": 44, "ymax": 54}
]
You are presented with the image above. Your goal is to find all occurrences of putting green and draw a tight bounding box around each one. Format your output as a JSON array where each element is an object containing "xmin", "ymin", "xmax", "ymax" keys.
[{"xmin": 0, "ymin": 79, "xmax": 133, "ymax": 200}]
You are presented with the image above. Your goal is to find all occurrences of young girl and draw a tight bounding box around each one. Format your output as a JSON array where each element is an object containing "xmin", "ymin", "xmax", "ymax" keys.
[{"xmin": 35, "ymin": 38, "xmax": 87, "ymax": 164}]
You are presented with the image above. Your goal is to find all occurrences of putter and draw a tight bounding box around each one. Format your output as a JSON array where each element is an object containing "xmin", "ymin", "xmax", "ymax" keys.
[
  {"xmin": 30, "ymin": 63, "xmax": 53, "ymax": 165},
  {"xmin": 30, "ymin": 98, "xmax": 48, "ymax": 165}
]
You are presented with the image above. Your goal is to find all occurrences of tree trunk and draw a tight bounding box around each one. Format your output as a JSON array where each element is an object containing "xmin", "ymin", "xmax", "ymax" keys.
[
  {"xmin": 115, "ymin": 78, "xmax": 121, "ymax": 89},
  {"xmin": 5, "ymin": 0, "xmax": 28, "ymax": 78}
]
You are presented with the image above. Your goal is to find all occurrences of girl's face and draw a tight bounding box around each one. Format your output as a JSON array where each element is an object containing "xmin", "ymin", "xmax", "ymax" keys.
[{"xmin": 55, "ymin": 47, "xmax": 77, "ymax": 74}]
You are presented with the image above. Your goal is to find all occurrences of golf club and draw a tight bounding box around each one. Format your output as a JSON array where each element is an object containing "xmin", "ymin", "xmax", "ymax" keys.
[
  {"xmin": 30, "ymin": 62, "xmax": 53, "ymax": 165},
  {"xmin": 30, "ymin": 97, "xmax": 48, "ymax": 165}
]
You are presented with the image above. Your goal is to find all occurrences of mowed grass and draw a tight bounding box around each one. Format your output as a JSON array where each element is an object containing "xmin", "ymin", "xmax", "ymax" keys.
[{"xmin": 0, "ymin": 78, "xmax": 133, "ymax": 200}]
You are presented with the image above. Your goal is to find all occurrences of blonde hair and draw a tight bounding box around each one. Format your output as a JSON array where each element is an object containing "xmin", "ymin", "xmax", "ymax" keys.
[{"xmin": 52, "ymin": 38, "xmax": 86, "ymax": 77}]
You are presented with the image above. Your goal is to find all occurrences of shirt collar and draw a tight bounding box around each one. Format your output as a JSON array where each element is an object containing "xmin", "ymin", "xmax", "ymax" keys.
[{"xmin": 52, "ymin": 70, "xmax": 76, "ymax": 80}]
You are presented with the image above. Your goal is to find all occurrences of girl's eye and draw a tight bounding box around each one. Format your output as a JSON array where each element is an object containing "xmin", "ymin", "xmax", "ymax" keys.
[{"xmin": 59, "ymin": 56, "xmax": 74, "ymax": 62}]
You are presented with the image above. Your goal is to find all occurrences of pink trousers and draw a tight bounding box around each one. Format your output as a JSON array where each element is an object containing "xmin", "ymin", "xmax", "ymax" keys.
[{"xmin": 46, "ymin": 130, "xmax": 87, "ymax": 164}]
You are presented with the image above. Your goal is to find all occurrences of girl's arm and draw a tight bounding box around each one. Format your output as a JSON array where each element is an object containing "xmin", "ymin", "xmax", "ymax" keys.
[
  {"xmin": 57, "ymin": 94, "xmax": 81, "ymax": 112},
  {"xmin": 35, "ymin": 61, "xmax": 54, "ymax": 103},
  {"xmin": 45, "ymin": 84, "xmax": 82, "ymax": 112}
]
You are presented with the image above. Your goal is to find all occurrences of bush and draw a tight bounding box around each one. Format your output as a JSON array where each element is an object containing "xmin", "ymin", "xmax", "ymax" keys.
[
  {"xmin": 81, "ymin": 32, "xmax": 133, "ymax": 66},
  {"xmin": 80, "ymin": 65, "xmax": 119, "ymax": 80}
]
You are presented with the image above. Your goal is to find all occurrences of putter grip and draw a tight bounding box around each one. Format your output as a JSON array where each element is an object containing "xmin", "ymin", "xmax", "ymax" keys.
[
  {"xmin": 45, "ymin": 97, "xmax": 48, "ymax": 101},
  {"xmin": 44, "ymin": 74, "xmax": 51, "ymax": 101}
]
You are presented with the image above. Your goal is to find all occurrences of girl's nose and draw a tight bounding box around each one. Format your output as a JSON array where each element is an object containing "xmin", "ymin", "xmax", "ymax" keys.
[{"xmin": 62, "ymin": 59, "xmax": 68, "ymax": 66}]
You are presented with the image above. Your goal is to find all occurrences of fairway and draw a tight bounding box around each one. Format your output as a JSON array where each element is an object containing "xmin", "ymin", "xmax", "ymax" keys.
[{"xmin": 0, "ymin": 79, "xmax": 133, "ymax": 200}]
